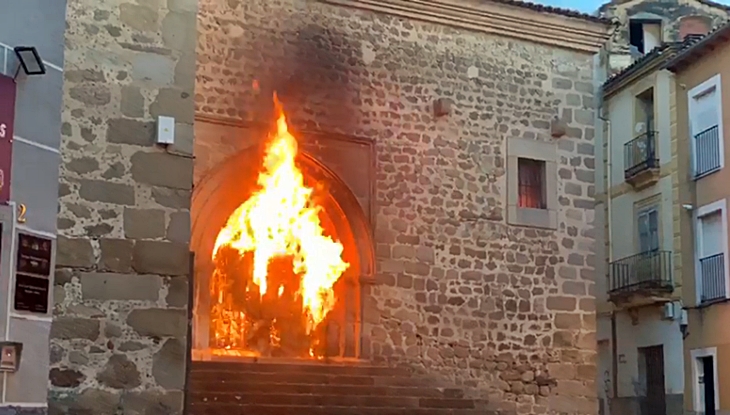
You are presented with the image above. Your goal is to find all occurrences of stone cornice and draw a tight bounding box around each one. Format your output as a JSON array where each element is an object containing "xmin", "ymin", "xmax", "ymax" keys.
[{"xmin": 318, "ymin": 0, "xmax": 611, "ymax": 53}]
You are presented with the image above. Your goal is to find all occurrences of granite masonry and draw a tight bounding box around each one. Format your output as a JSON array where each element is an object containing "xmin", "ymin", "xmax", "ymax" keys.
[
  {"xmin": 47, "ymin": 0, "xmax": 611, "ymax": 413},
  {"xmin": 49, "ymin": 0, "xmax": 197, "ymax": 414},
  {"xmin": 191, "ymin": 0, "xmax": 609, "ymax": 414}
]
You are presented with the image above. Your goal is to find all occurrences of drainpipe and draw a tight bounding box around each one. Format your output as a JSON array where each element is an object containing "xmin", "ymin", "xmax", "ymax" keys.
[
  {"xmin": 598, "ymin": 20, "xmax": 621, "ymax": 408},
  {"xmin": 598, "ymin": 110, "xmax": 618, "ymax": 401}
]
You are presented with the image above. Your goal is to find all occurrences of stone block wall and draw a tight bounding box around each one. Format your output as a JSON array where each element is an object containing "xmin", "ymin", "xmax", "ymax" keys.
[
  {"xmin": 196, "ymin": 0, "xmax": 600, "ymax": 414},
  {"xmin": 49, "ymin": 0, "xmax": 197, "ymax": 413}
]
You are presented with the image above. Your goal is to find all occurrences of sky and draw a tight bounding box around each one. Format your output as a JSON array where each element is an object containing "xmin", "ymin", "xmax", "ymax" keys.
[{"xmin": 535, "ymin": 0, "xmax": 730, "ymax": 13}]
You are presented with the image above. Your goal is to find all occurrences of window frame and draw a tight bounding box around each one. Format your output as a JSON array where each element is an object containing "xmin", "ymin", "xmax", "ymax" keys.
[
  {"xmin": 517, "ymin": 158, "xmax": 547, "ymax": 210},
  {"xmin": 507, "ymin": 137, "xmax": 557, "ymax": 229},
  {"xmin": 688, "ymin": 73, "xmax": 724, "ymax": 179},
  {"xmin": 690, "ymin": 347, "xmax": 719, "ymax": 413},
  {"xmin": 633, "ymin": 194, "xmax": 662, "ymax": 256},
  {"xmin": 693, "ymin": 198, "xmax": 729, "ymax": 304},
  {"xmin": 637, "ymin": 205, "xmax": 659, "ymax": 254}
]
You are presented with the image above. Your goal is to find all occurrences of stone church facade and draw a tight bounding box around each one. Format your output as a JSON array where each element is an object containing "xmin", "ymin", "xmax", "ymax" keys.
[{"xmin": 43, "ymin": 0, "xmax": 608, "ymax": 414}]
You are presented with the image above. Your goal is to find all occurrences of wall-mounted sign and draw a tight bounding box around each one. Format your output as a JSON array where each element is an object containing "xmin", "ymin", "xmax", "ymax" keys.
[
  {"xmin": 0, "ymin": 75, "xmax": 16, "ymax": 205},
  {"xmin": 13, "ymin": 233, "xmax": 52, "ymax": 314}
]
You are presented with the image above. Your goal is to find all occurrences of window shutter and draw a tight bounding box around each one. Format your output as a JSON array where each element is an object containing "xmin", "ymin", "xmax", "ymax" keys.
[
  {"xmin": 648, "ymin": 210, "xmax": 659, "ymax": 251},
  {"xmin": 692, "ymin": 89, "xmax": 718, "ymax": 136},
  {"xmin": 638, "ymin": 212, "xmax": 650, "ymax": 253},
  {"xmin": 701, "ymin": 211, "xmax": 723, "ymax": 258}
]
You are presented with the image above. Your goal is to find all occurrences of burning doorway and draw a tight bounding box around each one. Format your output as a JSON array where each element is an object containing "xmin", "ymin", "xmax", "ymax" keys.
[{"xmin": 190, "ymin": 97, "xmax": 374, "ymax": 361}]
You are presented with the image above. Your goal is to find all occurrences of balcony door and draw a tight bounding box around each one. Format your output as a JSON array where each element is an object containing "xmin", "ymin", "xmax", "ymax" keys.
[
  {"xmin": 698, "ymin": 210, "xmax": 724, "ymax": 302},
  {"xmin": 638, "ymin": 207, "xmax": 659, "ymax": 254},
  {"xmin": 688, "ymin": 76, "xmax": 722, "ymax": 177},
  {"xmin": 636, "ymin": 207, "xmax": 660, "ymax": 284}
]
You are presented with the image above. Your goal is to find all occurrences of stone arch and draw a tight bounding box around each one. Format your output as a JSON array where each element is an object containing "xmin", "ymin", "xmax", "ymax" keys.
[{"xmin": 189, "ymin": 142, "xmax": 375, "ymax": 357}]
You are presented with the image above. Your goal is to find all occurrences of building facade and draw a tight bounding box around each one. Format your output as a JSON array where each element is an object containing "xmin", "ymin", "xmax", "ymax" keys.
[
  {"xmin": 45, "ymin": 0, "xmax": 612, "ymax": 414},
  {"xmin": 0, "ymin": 2, "xmax": 66, "ymax": 414},
  {"xmin": 48, "ymin": 0, "xmax": 197, "ymax": 413},
  {"xmin": 595, "ymin": 42, "xmax": 687, "ymax": 415},
  {"xmin": 666, "ymin": 24, "xmax": 730, "ymax": 415},
  {"xmin": 591, "ymin": 2, "xmax": 730, "ymax": 414}
]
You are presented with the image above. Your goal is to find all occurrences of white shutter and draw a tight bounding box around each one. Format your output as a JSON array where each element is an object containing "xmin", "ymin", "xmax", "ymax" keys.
[
  {"xmin": 700, "ymin": 211, "xmax": 723, "ymax": 258},
  {"xmin": 638, "ymin": 212, "xmax": 650, "ymax": 253},
  {"xmin": 648, "ymin": 210, "xmax": 659, "ymax": 251},
  {"xmin": 691, "ymin": 89, "xmax": 718, "ymax": 136}
]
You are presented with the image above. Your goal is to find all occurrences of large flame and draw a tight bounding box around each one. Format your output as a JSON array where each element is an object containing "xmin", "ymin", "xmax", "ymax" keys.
[{"xmin": 210, "ymin": 95, "xmax": 349, "ymax": 357}]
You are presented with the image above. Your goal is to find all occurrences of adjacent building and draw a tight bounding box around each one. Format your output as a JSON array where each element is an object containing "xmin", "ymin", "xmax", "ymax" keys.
[
  {"xmin": 592, "ymin": 2, "xmax": 730, "ymax": 415},
  {"xmin": 665, "ymin": 22, "xmax": 730, "ymax": 415},
  {"xmin": 596, "ymin": 41, "xmax": 687, "ymax": 415},
  {"xmin": 0, "ymin": 2, "xmax": 66, "ymax": 414}
]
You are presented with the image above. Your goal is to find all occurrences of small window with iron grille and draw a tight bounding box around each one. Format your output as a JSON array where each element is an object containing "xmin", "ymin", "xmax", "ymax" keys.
[{"xmin": 517, "ymin": 158, "xmax": 546, "ymax": 209}]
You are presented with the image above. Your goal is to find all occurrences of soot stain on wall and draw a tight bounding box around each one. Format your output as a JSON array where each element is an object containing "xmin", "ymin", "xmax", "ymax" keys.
[{"xmin": 238, "ymin": 23, "xmax": 363, "ymax": 134}]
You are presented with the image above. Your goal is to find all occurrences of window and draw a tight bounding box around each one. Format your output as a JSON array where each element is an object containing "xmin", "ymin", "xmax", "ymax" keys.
[
  {"xmin": 694, "ymin": 199, "xmax": 729, "ymax": 304},
  {"xmin": 625, "ymin": 88, "xmax": 658, "ymax": 178},
  {"xmin": 507, "ymin": 137, "xmax": 557, "ymax": 229},
  {"xmin": 637, "ymin": 207, "xmax": 659, "ymax": 253},
  {"xmin": 517, "ymin": 158, "xmax": 546, "ymax": 209},
  {"xmin": 635, "ymin": 88, "xmax": 655, "ymax": 133},
  {"xmin": 688, "ymin": 74, "xmax": 724, "ymax": 178},
  {"xmin": 629, "ymin": 19, "xmax": 662, "ymax": 54}
]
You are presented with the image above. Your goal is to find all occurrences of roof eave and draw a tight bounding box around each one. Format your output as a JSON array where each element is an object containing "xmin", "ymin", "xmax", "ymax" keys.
[{"xmin": 665, "ymin": 27, "xmax": 730, "ymax": 72}]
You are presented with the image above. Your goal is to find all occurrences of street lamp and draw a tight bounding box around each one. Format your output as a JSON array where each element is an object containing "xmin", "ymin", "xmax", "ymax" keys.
[{"xmin": 13, "ymin": 46, "xmax": 46, "ymax": 78}]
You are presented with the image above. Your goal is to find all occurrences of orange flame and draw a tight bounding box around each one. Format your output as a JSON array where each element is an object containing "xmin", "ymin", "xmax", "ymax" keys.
[{"xmin": 210, "ymin": 95, "xmax": 349, "ymax": 356}]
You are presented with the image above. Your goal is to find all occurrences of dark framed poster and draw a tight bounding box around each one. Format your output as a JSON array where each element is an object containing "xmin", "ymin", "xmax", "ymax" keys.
[{"xmin": 13, "ymin": 233, "xmax": 52, "ymax": 314}]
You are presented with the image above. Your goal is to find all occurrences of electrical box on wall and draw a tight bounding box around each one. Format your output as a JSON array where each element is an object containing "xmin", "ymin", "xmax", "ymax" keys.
[
  {"xmin": 0, "ymin": 341, "xmax": 22, "ymax": 372},
  {"xmin": 680, "ymin": 308, "xmax": 688, "ymax": 326},
  {"xmin": 156, "ymin": 115, "xmax": 175, "ymax": 145},
  {"xmin": 662, "ymin": 301, "xmax": 683, "ymax": 320}
]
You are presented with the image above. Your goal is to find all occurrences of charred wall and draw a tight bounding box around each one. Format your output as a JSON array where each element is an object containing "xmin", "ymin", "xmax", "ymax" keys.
[{"xmin": 196, "ymin": 0, "xmax": 600, "ymax": 414}]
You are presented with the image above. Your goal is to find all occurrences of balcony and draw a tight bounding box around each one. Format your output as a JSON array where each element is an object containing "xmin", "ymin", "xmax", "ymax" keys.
[
  {"xmin": 624, "ymin": 131, "xmax": 660, "ymax": 189},
  {"xmin": 694, "ymin": 125, "xmax": 721, "ymax": 178},
  {"xmin": 609, "ymin": 250, "xmax": 673, "ymax": 306},
  {"xmin": 700, "ymin": 253, "xmax": 726, "ymax": 304}
]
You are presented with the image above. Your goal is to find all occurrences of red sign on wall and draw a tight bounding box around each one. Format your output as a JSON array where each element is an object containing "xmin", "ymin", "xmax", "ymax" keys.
[{"xmin": 0, "ymin": 75, "xmax": 16, "ymax": 205}]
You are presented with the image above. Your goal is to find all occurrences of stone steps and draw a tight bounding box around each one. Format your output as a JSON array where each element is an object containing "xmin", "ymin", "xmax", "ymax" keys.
[
  {"xmin": 192, "ymin": 360, "xmax": 410, "ymax": 377},
  {"xmin": 188, "ymin": 404, "xmax": 487, "ymax": 415},
  {"xmin": 190, "ymin": 392, "xmax": 475, "ymax": 408},
  {"xmin": 188, "ymin": 360, "xmax": 482, "ymax": 415},
  {"xmin": 191, "ymin": 380, "xmax": 463, "ymax": 397}
]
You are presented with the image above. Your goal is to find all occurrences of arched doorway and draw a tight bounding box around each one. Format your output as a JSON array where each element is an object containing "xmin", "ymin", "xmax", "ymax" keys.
[{"xmin": 190, "ymin": 143, "xmax": 374, "ymax": 360}]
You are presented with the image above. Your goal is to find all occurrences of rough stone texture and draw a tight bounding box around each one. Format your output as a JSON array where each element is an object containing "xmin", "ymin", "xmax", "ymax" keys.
[
  {"xmin": 194, "ymin": 1, "xmax": 599, "ymax": 414},
  {"xmin": 598, "ymin": 0, "xmax": 728, "ymax": 73},
  {"xmin": 50, "ymin": 0, "xmax": 196, "ymax": 413}
]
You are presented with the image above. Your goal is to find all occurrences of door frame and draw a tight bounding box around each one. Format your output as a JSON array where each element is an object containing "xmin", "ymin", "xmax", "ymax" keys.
[{"xmin": 690, "ymin": 347, "xmax": 720, "ymax": 412}]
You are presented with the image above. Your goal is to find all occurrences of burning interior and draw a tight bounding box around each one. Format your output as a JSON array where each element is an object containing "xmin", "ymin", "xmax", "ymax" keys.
[{"xmin": 191, "ymin": 95, "xmax": 373, "ymax": 360}]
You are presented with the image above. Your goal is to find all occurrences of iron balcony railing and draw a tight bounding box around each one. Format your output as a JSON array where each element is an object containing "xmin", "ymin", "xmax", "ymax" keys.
[
  {"xmin": 609, "ymin": 250, "xmax": 673, "ymax": 294},
  {"xmin": 624, "ymin": 131, "xmax": 659, "ymax": 180},
  {"xmin": 700, "ymin": 253, "xmax": 726, "ymax": 304},
  {"xmin": 694, "ymin": 125, "xmax": 721, "ymax": 178}
]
